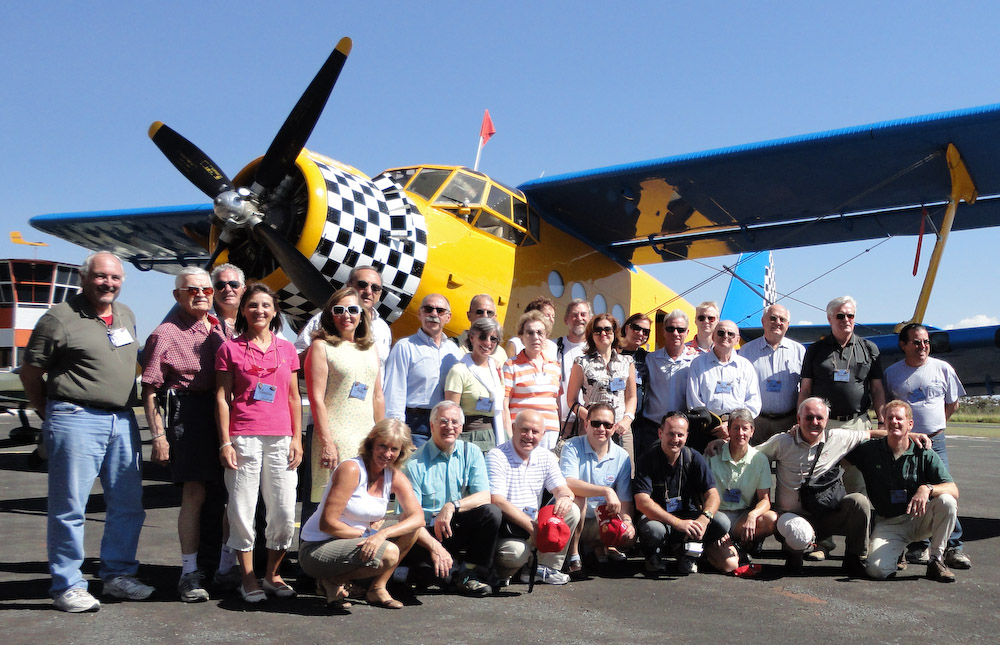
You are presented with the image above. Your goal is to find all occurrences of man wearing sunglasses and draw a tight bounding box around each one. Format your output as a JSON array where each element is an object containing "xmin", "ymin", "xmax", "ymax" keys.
[
  {"xmin": 210, "ymin": 263, "xmax": 246, "ymax": 339},
  {"xmin": 738, "ymin": 304, "xmax": 805, "ymax": 444},
  {"xmin": 293, "ymin": 265, "xmax": 391, "ymax": 369},
  {"xmin": 686, "ymin": 320, "xmax": 761, "ymax": 452},
  {"xmin": 141, "ymin": 267, "xmax": 228, "ymax": 602},
  {"xmin": 453, "ymin": 294, "xmax": 507, "ymax": 363},
  {"xmin": 384, "ymin": 293, "xmax": 461, "ymax": 448},
  {"xmin": 685, "ymin": 301, "xmax": 720, "ymax": 355},
  {"xmin": 883, "ymin": 323, "xmax": 970, "ymax": 570},
  {"xmin": 640, "ymin": 310, "xmax": 695, "ymax": 455}
]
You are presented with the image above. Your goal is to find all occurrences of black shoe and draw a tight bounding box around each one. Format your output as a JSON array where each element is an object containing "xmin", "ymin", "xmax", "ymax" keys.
[
  {"xmin": 784, "ymin": 552, "xmax": 804, "ymax": 574},
  {"xmin": 842, "ymin": 553, "xmax": 868, "ymax": 578}
]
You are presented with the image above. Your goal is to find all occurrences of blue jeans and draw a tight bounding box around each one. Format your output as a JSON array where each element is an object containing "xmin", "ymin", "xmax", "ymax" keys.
[
  {"xmin": 929, "ymin": 431, "xmax": 963, "ymax": 549},
  {"xmin": 405, "ymin": 409, "xmax": 432, "ymax": 450},
  {"xmin": 44, "ymin": 401, "xmax": 145, "ymax": 596}
]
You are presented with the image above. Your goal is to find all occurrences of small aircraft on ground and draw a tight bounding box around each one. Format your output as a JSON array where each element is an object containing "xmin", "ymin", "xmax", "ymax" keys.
[{"xmin": 28, "ymin": 37, "xmax": 1000, "ymax": 360}]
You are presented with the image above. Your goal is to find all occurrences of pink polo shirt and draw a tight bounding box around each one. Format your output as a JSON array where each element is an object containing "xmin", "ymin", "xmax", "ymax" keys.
[{"xmin": 216, "ymin": 335, "xmax": 300, "ymax": 436}]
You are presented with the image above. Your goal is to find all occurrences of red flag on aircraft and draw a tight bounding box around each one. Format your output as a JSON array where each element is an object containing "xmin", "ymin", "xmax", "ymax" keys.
[{"xmin": 479, "ymin": 109, "xmax": 496, "ymax": 145}]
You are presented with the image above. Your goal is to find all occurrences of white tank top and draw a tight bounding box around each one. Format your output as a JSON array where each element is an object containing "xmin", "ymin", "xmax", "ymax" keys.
[{"xmin": 300, "ymin": 456, "xmax": 392, "ymax": 542}]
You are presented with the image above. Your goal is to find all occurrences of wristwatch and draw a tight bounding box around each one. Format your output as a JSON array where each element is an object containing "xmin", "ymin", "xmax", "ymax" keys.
[
  {"xmin": 452, "ymin": 499, "xmax": 462, "ymax": 512},
  {"xmin": 924, "ymin": 484, "xmax": 934, "ymax": 497},
  {"xmin": 701, "ymin": 510, "xmax": 714, "ymax": 520}
]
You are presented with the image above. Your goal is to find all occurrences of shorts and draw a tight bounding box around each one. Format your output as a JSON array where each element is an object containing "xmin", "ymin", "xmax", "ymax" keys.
[{"xmin": 166, "ymin": 391, "xmax": 223, "ymax": 484}]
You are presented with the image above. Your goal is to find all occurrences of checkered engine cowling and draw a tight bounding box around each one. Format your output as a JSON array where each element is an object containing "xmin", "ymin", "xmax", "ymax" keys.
[{"xmin": 275, "ymin": 160, "xmax": 427, "ymax": 330}]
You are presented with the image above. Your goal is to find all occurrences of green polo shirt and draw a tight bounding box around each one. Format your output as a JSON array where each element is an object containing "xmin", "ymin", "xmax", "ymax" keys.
[
  {"xmin": 708, "ymin": 444, "xmax": 773, "ymax": 512},
  {"xmin": 847, "ymin": 437, "xmax": 952, "ymax": 518},
  {"xmin": 403, "ymin": 438, "xmax": 490, "ymax": 523},
  {"xmin": 23, "ymin": 294, "xmax": 138, "ymax": 409}
]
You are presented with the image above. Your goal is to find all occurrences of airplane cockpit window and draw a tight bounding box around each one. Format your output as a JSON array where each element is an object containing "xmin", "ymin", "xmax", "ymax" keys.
[
  {"xmin": 407, "ymin": 168, "xmax": 451, "ymax": 200},
  {"xmin": 486, "ymin": 186, "xmax": 513, "ymax": 220},
  {"xmin": 435, "ymin": 173, "xmax": 486, "ymax": 208},
  {"xmin": 513, "ymin": 201, "xmax": 538, "ymax": 246},
  {"xmin": 472, "ymin": 211, "xmax": 518, "ymax": 243},
  {"xmin": 386, "ymin": 168, "xmax": 417, "ymax": 189}
]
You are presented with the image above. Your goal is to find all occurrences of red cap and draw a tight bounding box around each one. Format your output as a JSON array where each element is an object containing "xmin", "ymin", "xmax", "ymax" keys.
[
  {"xmin": 597, "ymin": 504, "xmax": 629, "ymax": 548},
  {"xmin": 536, "ymin": 506, "xmax": 571, "ymax": 553}
]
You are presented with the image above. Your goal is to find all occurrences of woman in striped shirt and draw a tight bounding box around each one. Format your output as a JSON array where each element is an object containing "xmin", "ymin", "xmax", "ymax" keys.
[{"xmin": 502, "ymin": 311, "xmax": 564, "ymax": 450}]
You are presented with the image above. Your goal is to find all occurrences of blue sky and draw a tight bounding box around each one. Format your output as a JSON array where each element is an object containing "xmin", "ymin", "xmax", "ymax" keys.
[{"xmin": 4, "ymin": 1, "xmax": 1000, "ymax": 340}]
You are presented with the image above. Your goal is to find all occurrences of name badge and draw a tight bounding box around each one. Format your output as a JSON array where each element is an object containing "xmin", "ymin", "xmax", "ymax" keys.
[
  {"xmin": 475, "ymin": 396, "xmax": 493, "ymax": 412},
  {"xmin": 108, "ymin": 327, "xmax": 134, "ymax": 347},
  {"xmin": 636, "ymin": 375, "xmax": 643, "ymax": 385},
  {"xmin": 253, "ymin": 382, "xmax": 277, "ymax": 403},
  {"xmin": 907, "ymin": 388, "xmax": 927, "ymax": 403},
  {"xmin": 714, "ymin": 381, "xmax": 734, "ymax": 395},
  {"xmin": 609, "ymin": 377, "xmax": 626, "ymax": 392},
  {"xmin": 766, "ymin": 379, "xmax": 782, "ymax": 393},
  {"xmin": 522, "ymin": 506, "xmax": 538, "ymax": 520},
  {"xmin": 349, "ymin": 381, "xmax": 369, "ymax": 400},
  {"xmin": 833, "ymin": 368, "xmax": 850, "ymax": 382},
  {"xmin": 724, "ymin": 488, "xmax": 742, "ymax": 503},
  {"xmin": 604, "ymin": 474, "xmax": 616, "ymax": 485},
  {"xmin": 889, "ymin": 489, "xmax": 908, "ymax": 504},
  {"xmin": 665, "ymin": 496, "xmax": 682, "ymax": 513}
]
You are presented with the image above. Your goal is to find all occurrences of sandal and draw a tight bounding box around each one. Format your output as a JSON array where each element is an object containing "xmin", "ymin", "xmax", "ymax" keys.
[
  {"xmin": 238, "ymin": 585, "xmax": 267, "ymax": 604},
  {"xmin": 261, "ymin": 578, "xmax": 297, "ymax": 598},
  {"xmin": 366, "ymin": 588, "xmax": 403, "ymax": 609},
  {"xmin": 318, "ymin": 580, "xmax": 352, "ymax": 608}
]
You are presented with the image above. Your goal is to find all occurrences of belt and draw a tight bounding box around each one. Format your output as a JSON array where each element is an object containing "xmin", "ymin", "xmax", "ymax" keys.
[
  {"xmin": 831, "ymin": 414, "xmax": 862, "ymax": 422},
  {"xmin": 405, "ymin": 407, "xmax": 432, "ymax": 416},
  {"xmin": 464, "ymin": 414, "xmax": 492, "ymax": 423},
  {"xmin": 924, "ymin": 429, "xmax": 945, "ymax": 438},
  {"xmin": 760, "ymin": 410, "xmax": 796, "ymax": 420},
  {"xmin": 59, "ymin": 399, "xmax": 126, "ymax": 412}
]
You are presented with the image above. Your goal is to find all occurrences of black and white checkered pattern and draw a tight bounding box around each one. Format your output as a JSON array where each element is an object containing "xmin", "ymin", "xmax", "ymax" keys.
[
  {"xmin": 763, "ymin": 251, "xmax": 777, "ymax": 307},
  {"xmin": 275, "ymin": 158, "xmax": 427, "ymax": 330}
]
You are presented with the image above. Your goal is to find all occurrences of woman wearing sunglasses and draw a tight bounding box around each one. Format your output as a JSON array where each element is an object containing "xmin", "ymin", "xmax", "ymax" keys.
[
  {"xmin": 305, "ymin": 287, "xmax": 385, "ymax": 509},
  {"xmin": 620, "ymin": 313, "xmax": 652, "ymax": 425},
  {"xmin": 443, "ymin": 317, "xmax": 505, "ymax": 452},
  {"xmin": 565, "ymin": 314, "xmax": 638, "ymax": 467}
]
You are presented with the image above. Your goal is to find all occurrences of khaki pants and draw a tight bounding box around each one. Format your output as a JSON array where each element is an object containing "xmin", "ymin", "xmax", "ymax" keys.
[
  {"xmin": 866, "ymin": 495, "xmax": 957, "ymax": 579},
  {"xmin": 495, "ymin": 504, "xmax": 581, "ymax": 576}
]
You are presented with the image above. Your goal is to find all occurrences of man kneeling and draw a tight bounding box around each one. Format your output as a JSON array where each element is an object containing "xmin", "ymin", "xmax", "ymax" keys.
[{"xmin": 487, "ymin": 410, "xmax": 581, "ymax": 585}]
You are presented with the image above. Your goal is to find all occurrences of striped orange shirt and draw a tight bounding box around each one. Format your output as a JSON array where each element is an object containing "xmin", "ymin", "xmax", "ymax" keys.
[{"xmin": 502, "ymin": 351, "xmax": 563, "ymax": 433}]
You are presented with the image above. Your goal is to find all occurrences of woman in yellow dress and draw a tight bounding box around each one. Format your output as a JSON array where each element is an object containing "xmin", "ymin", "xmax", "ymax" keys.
[{"xmin": 305, "ymin": 287, "xmax": 385, "ymax": 504}]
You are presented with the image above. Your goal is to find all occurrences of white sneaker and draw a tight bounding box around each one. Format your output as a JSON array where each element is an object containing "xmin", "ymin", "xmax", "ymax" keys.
[
  {"xmin": 54, "ymin": 587, "xmax": 101, "ymax": 613},
  {"xmin": 178, "ymin": 571, "xmax": 210, "ymax": 603},
  {"xmin": 103, "ymin": 575, "xmax": 155, "ymax": 600},
  {"xmin": 520, "ymin": 565, "xmax": 570, "ymax": 585}
]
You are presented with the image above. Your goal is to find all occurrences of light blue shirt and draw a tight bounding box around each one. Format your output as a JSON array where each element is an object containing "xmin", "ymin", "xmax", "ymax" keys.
[
  {"xmin": 559, "ymin": 435, "xmax": 633, "ymax": 518},
  {"xmin": 643, "ymin": 348, "xmax": 693, "ymax": 424},
  {"xmin": 738, "ymin": 335, "xmax": 805, "ymax": 415},
  {"xmin": 687, "ymin": 350, "xmax": 762, "ymax": 417},
  {"xmin": 383, "ymin": 329, "xmax": 461, "ymax": 420},
  {"xmin": 403, "ymin": 439, "xmax": 490, "ymax": 523}
]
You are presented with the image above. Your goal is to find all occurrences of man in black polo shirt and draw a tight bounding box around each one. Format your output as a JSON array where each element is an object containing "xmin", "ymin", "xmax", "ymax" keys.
[{"xmin": 632, "ymin": 411, "xmax": 728, "ymax": 575}]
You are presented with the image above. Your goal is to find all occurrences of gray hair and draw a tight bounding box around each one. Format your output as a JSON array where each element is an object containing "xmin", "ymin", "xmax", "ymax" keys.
[
  {"xmin": 825, "ymin": 296, "xmax": 856, "ymax": 317},
  {"xmin": 665, "ymin": 309, "xmax": 689, "ymax": 327},
  {"xmin": 430, "ymin": 400, "xmax": 465, "ymax": 426},
  {"xmin": 797, "ymin": 396, "xmax": 831, "ymax": 417},
  {"xmin": 729, "ymin": 408, "xmax": 755, "ymax": 427},
  {"xmin": 174, "ymin": 267, "xmax": 211, "ymax": 289},
  {"xmin": 80, "ymin": 252, "xmax": 125, "ymax": 280},
  {"xmin": 466, "ymin": 317, "xmax": 503, "ymax": 351},
  {"xmin": 564, "ymin": 298, "xmax": 592, "ymax": 318},
  {"xmin": 211, "ymin": 263, "xmax": 245, "ymax": 285}
]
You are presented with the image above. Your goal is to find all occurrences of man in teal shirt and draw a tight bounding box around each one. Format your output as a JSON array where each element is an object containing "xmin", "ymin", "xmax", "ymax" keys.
[{"xmin": 403, "ymin": 401, "xmax": 501, "ymax": 595}]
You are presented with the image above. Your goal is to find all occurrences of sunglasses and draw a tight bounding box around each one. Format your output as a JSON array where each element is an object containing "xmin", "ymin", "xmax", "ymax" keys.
[
  {"xmin": 422, "ymin": 306, "xmax": 449, "ymax": 315},
  {"xmin": 477, "ymin": 333, "xmax": 500, "ymax": 344},
  {"xmin": 180, "ymin": 286, "xmax": 214, "ymax": 296},
  {"xmin": 352, "ymin": 279, "xmax": 382, "ymax": 294},
  {"xmin": 910, "ymin": 339, "xmax": 931, "ymax": 346},
  {"xmin": 663, "ymin": 325, "xmax": 687, "ymax": 334},
  {"xmin": 332, "ymin": 305, "xmax": 361, "ymax": 315},
  {"xmin": 629, "ymin": 323, "xmax": 650, "ymax": 335},
  {"xmin": 214, "ymin": 280, "xmax": 241, "ymax": 291},
  {"xmin": 589, "ymin": 420, "xmax": 614, "ymax": 429},
  {"xmin": 475, "ymin": 308, "xmax": 496, "ymax": 317},
  {"xmin": 835, "ymin": 312, "xmax": 856, "ymax": 320},
  {"xmin": 716, "ymin": 329, "xmax": 737, "ymax": 338},
  {"xmin": 593, "ymin": 326, "xmax": 615, "ymax": 335},
  {"xmin": 768, "ymin": 314, "xmax": 789, "ymax": 323},
  {"xmin": 697, "ymin": 315, "xmax": 717, "ymax": 322}
]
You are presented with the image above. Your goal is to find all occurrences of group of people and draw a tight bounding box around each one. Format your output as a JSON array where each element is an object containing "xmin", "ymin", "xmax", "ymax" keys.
[{"xmin": 22, "ymin": 251, "xmax": 971, "ymax": 614}]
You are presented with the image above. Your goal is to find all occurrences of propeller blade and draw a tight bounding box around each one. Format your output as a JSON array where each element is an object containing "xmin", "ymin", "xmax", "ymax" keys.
[
  {"xmin": 250, "ymin": 223, "xmax": 334, "ymax": 307},
  {"xmin": 203, "ymin": 240, "xmax": 228, "ymax": 271},
  {"xmin": 149, "ymin": 121, "xmax": 234, "ymax": 199},
  {"xmin": 253, "ymin": 37, "xmax": 352, "ymax": 191}
]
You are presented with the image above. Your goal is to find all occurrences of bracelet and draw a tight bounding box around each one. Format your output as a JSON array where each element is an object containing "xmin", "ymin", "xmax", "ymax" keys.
[
  {"xmin": 220, "ymin": 441, "xmax": 233, "ymax": 452},
  {"xmin": 151, "ymin": 432, "xmax": 165, "ymax": 440}
]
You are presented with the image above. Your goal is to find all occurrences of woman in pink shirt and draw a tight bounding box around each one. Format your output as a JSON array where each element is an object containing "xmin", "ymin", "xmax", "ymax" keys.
[{"xmin": 216, "ymin": 284, "xmax": 302, "ymax": 603}]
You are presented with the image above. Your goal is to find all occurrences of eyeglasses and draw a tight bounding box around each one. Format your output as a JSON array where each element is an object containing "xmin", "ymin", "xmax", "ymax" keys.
[
  {"xmin": 593, "ymin": 326, "xmax": 615, "ymax": 335},
  {"xmin": 179, "ymin": 286, "xmax": 214, "ymax": 296},
  {"xmin": 214, "ymin": 280, "xmax": 241, "ymax": 291},
  {"xmin": 768, "ymin": 314, "xmax": 789, "ymax": 323},
  {"xmin": 522, "ymin": 329, "xmax": 546, "ymax": 337},
  {"xmin": 589, "ymin": 420, "xmax": 614, "ymax": 429},
  {"xmin": 352, "ymin": 279, "xmax": 382, "ymax": 294},
  {"xmin": 697, "ymin": 315, "xmax": 717, "ymax": 322},
  {"xmin": 421, "ymin": 305, "xmax": 449, "ymax": 315},
  {"xmin": 716, "ymin": 329, "xmax": 737, "ymax": 339},
  {"xmin": 475, "ymin": 308, "xmax": 496, "ymax": 317},
  {"xmin": 910, "ymin": 339, "xmax": 931, "ymax": 346},
  {"xmin": 663, "ymin": 325, "xmax": 687, "ymax": 334},
  {"xmin": 332, "ymin": 305, "xmax": 361, "ymax": 316},
  {"xmin": 477, "ymin": 333, "xmax": 500, "ymax": 344},
  {"xmin": 628, "ymin": 323, "xmax": 650, "ymax": 335},
  {"xmin": 835, "ymin": 312, "xmax": 855, "ymax": 320}
]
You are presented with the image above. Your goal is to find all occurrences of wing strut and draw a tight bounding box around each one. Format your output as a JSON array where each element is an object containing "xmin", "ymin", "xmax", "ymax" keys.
[{"xmin": 897, "ymin": 143, "xmax": 978, "ymax": 331}]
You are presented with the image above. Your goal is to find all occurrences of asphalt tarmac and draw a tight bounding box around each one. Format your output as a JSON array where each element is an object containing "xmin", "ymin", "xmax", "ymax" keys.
[{"xmin": 1, "ymin": 412, "xmax": 997, "ymax": 645}]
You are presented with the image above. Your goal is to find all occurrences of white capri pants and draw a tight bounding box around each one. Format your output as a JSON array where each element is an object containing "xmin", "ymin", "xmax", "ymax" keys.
[{"xmin": 225, "ymin": 434, "xmax": 298, "ymax": 552}]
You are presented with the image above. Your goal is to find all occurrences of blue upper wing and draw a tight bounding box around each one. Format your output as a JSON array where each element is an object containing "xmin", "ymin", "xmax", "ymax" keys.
[{"xmin": 519, "ymin": 103, "xmax": 1000, "ymax": 265}]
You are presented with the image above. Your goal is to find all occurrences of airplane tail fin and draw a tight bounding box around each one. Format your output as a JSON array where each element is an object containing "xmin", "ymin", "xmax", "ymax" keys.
[{"xmin": 719, "ymin": 252, "xmax": 776, "ymax": 326}]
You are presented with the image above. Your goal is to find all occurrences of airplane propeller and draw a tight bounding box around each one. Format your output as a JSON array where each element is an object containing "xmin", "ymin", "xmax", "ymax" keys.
[{"xmin": 147, "ymin": 37, "xmax": 354, "ymax": 309}]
